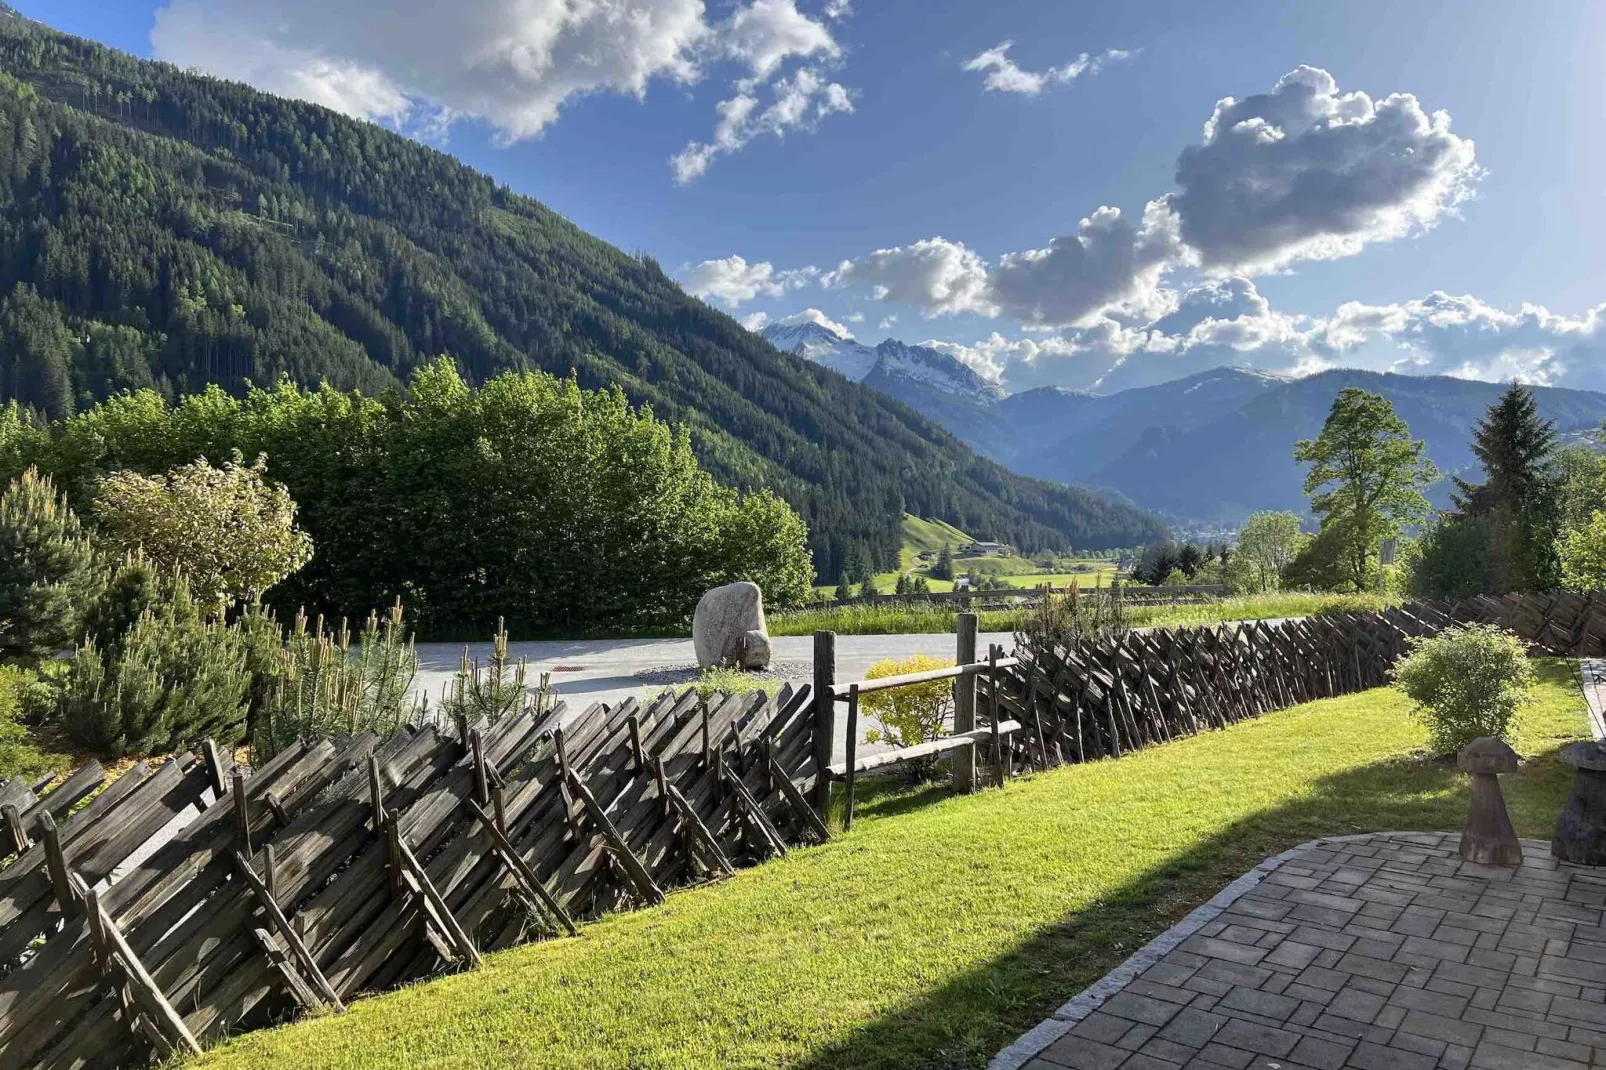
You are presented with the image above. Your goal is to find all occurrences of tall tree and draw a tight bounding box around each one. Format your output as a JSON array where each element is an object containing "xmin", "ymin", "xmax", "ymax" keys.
[
  {"xmin": 1450, "ymin": 383, "xmax": 1562, "ymax": 592},
  {"xmin": 1294, "ymin": 388, "xmax": 1439, "ymax": 590},
  {"xmin": 1237, "ymin": 511, "xmax": 1304, "ymax": 593}
]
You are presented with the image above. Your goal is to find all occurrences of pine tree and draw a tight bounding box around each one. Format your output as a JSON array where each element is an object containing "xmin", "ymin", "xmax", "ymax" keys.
[
  {"xmin": 60, "ymin": 570, "xmax": 252, "ymax": 758},
  {"xmin": 0, "ymin": 467, "xmax": 101, "ymax": 663},
  {"xmin": 1451, "ymin": 383, "xmax": 1562, "ymax": 592},
  {"xmin": 932, "ymin": 543, "xmax": 954, "ymax": 582},
  {"xmin": 834, "ymin": 570, "xmax": 853, "ymax": 603}
]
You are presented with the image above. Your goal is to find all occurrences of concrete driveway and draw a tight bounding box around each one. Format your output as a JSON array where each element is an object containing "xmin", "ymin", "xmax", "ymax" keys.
[{"xmin": 413, "ymin": 631, "xmax": 1016, "ymax": 765}]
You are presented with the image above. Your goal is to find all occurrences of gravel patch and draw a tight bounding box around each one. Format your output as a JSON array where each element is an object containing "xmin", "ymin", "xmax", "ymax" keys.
[{"xmin": 632, "ymin": 660, "xmax": 812, "ymax": 686}]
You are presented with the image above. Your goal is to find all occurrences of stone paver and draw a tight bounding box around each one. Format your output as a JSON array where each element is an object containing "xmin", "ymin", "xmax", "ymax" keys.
[{"xmin": 991, "ymin": 833, "xmax": 1606, "ymax": 1070}]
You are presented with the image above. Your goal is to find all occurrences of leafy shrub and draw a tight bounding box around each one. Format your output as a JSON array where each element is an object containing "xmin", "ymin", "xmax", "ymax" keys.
[
  {"xmin": 861, "ymin": 654, "xmax": 954, "ymax": 769},
  {"xmin": 59, "ymin": 573, "xmax": 252, "ymax": 757},
  {"xmin": 248, "ymin": 601, "xmax": 426, "ymax": 762},
  {"xmin": 1391, "ymin": 625, "xmax": 1535, "ymax": 754},
  {"xmin": 692, "ymin": 665, "xmax": 776, "ymax": 704},
  {"xmin": 0, "ymin": 665, "xmax": 67, "ymax": 781},
  {"xmin": 93, "ymin": 451, "xmax": 314, "ymax": 612},
  {"xmin": 1560, "ymin": 510, "xmax": 1606, "ymax": 592},
  {"xmin": 0, "ymin": 468, "xmax": 100, "ymax": 664}
]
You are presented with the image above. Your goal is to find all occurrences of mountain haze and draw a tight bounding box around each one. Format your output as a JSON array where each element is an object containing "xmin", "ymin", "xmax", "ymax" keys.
[{"xmin": 0, "ymin": 7, "xmax": 1166, "ymax": 578}]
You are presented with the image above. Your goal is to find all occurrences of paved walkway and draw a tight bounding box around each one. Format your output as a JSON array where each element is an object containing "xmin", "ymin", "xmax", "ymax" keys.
[
  {"xmin": 993, "ymin": 831, "xmax": 1606, "ymax": 1070},
  {"xmin": 412, "ymin": 631, "xmax": 1015, "ymax": 764}
]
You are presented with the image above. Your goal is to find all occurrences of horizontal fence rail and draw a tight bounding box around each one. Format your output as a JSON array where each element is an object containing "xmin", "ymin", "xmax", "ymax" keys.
[
  {"xmin": 835, "ymin": 583, "xmax": 1227, "ymax": 606},
  {"xmin": 0, "ymin": 589, "xmax": 1589, "ymax": 1067}
]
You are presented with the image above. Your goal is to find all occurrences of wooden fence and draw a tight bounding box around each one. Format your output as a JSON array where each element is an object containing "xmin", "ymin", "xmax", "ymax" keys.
[
  {"xmin": 0, "ymin": 685, "xmax": 834, "ymax": 1069},
  {"xmin": 0, "ymin": 589, "xmax": 1588, "ymax": 1068}
]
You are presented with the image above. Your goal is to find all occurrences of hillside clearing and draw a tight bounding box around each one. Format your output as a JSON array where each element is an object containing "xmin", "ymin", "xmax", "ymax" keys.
[{"xmin": 191, "ymin": 662, "xmax": 1586, "ymax": 1070}]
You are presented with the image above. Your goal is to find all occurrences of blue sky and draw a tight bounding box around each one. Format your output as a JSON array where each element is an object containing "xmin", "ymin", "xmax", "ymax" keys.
[{"xmin": 21, "ymin": 0, "xmax": 1606, "ymax": 394}]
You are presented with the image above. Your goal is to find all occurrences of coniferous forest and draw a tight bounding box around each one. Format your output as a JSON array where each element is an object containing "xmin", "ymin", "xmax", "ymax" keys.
[{"xmin": 0, "ymin": 5, "xmax": 1164, "ymax": 581}]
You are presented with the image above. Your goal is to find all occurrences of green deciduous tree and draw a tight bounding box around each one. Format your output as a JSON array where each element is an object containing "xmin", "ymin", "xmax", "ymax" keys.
[
  {"xmin": 1237, "ymin": 511, "xmax": 1304, "ymax": 593},
  {"xmin": 93, "ymin": 451, "xmax": 314, "ymax": 612},
  {"xmin": 0, "ymin": 467, "xmax": 100, "ymax": 663},
  {"xmin": 1560, "ymin": 511, "xmax": 1606, "ymax": 591},
  {"xmin": 1294, "ymin": 389, "xmax": 1439, "ymax": 590}
]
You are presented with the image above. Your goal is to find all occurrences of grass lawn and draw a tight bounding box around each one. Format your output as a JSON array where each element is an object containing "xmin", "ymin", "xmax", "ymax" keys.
[{"xmin": 192, "ymin": 662, "xmax": 1589, "ymax": 1070}]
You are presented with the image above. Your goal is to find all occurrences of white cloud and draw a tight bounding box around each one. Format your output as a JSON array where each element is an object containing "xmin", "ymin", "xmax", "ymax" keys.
[
  {"xmin": 741, "ymin": 311, "xmax": 771, "ymax": 331},
  {"xmin": 844, "ymin": 311, "xmax": 865, "ymax": 323},
  {"xmin": 877, "ymin": 315, "xmax": 897, "ymax": 330},
  {"xmin": 963, "ymin": 41, "xmax": 1133, "ymax": 96},
  {"xmin": 822, "ymin": 237, "xmax": 995, "ymax": 317},
  {"xmin": 681, "ymin": 255, "xmax": 816, "ymax": 306},
  {"xmin": 719, "ymin": 0, "xmax": 839, "ymax": 79},
  {"xmin": 153, "ymin": 0, "xmax": 849, "ymax": 175},
  {"xmin": 1168, "ymin": 65, "xmax": 1480, "ymax": 271},
  {"xmin": 672, "ymin": 65, "xmax": 853, "ymax": 182},
  {"xmin": 989, "ymin": 201, "xmax": 1183, "ymax": 327},
  {"xmin": 918, "ymin": 279, "xmax": 1606, "ymax": 397},
  {"xmin": 823, "ymin": 66, "xmax": 1480, "ymax": 336},
  {"xmin": 823, "ymin": 0, "xmax": 852, "ymax": 17},
  {"xmin": 777, "ymin": 307, "xmax": 855, "ymax": 338},
  {"xmin": 1317, "ymin": 293, "xmax": 1606, "ymax": 388}
]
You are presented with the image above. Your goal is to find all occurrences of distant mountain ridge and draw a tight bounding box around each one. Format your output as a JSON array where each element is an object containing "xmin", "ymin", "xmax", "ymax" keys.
[{"xmin": 774, "ymin": 325, "xmax": 1606, "ymax": 523}]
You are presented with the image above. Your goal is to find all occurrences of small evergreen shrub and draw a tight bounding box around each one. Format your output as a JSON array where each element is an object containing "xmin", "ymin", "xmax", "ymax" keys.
[
  {"xmin": 1016, "ymin": 581, "xmax": 1129, "ymax": 653},
  {"xmin": 0, "ymin": 467, "xmax": 101, "ymax": 664},
  {"xmin": 434, "ymin": 618, "xmax": 548, "ymax": 729},
  {"xmin": 59, "ymin": 572, "xmax": 252, "ymax": 757},
  {"xmin": 248, "ymin": 601, "xmax": 426, "ymax": 762},
  {"xmin": 1391, "ymin": 624, "xmax": 1535, "ymax": 755}
]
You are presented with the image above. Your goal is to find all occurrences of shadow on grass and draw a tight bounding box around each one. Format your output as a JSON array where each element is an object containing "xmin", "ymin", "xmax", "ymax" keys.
[{"xmin": 792, "ymin": 732, "xmax": 1578, "ymax": 1070}]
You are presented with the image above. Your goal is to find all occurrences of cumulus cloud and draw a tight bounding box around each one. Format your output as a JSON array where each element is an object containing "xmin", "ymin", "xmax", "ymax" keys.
[
  {"xmin": 777, "ymin": 307, "xmax": 855, "ymax": 338},
  {"xmin": 741, "ymin": 311, "xmax": 771, "ymax": 332},
  {"xmin": 672, "ymin": 65, "xmax": 853, "ymax": 182},
  {"xmin": 153, "ymin": 0, "xmax": 849, "ymax": 174},
  {"xmin": 824, "ymin": 66, "xmax": 1480, "ymax": 333},
  {"xmin": 1317, "ymin": 294, "xmax": 1606, "ymax": 388},
  {"xmin": 822, "ymin": 237, "xmax": 995, "ymax": 316},
  {"xmin": 1168, "ymin": 65, "xmax": 1480, "ymax": 271},
  {"xmin": 963, "ymin": 41, "xmax": 1133, "ymax": 96},
  {"xmin": 919, "ymin": 279, "xmax": 1606, "ymax": 397},
  {"xmin": 681, "ymin": 255, "xmax": 817, "ymax": 306},
  {"xmin": 989, "ymin": 201, "xmax": 1183, "ymax": 327}
]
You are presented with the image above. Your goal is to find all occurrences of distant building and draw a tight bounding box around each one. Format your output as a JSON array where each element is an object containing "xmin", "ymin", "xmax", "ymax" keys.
[
  {"xmin": 960, "ymin": 541, "xmax": 1012, "ymax": 557},
  {"xmin": 954, "ymin": 576, "xmax": 973, "ymax": 590},
  {"xmin": 917, "ymin": 550, "xmax": 935, "ymax": 561}
]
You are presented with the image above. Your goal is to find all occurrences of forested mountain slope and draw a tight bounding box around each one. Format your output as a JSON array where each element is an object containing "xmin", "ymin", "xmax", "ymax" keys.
[{"xmin": 0, "ymin": 6, "xmax": 1164, "ymax": 577}]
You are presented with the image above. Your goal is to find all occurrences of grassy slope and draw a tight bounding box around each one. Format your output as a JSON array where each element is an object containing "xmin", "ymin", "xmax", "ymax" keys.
[
  {"xmin": 193, "ymin": 662, "xmax": 1587, "ymax": 1070},
  {"xmin": 768, "ymin": 590, "xmax": 1389, "ymax": 637}
]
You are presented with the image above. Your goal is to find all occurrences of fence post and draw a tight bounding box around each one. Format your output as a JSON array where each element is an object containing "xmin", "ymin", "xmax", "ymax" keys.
[
  {"xmin": 953, "ymin": 612, "xmax": 978, "ymax": 794},
  {"xmin": 813, "ymin": 630, "xmax": 836, "ymax": 816}
]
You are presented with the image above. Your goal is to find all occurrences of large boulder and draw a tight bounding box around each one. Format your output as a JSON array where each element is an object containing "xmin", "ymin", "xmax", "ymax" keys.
[{"xmin": 693, "ymin": 581, "xmax": 769, "ymax": 669}]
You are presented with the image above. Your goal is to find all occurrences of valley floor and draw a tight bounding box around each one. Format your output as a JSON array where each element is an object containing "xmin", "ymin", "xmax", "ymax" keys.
[{"xmin": 190, "ymin": 664, "xmax": 1587, "ymax": 1070}]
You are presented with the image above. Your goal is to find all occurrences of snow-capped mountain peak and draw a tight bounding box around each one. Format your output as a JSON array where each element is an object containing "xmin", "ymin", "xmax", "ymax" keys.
[
  {"xmin": 762, "ymin": 323, "xmax": 1004, "ymax": 402},
  {"xmin": 761, "ymin": 320, "xmax": 880, "ymax": 381}
]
